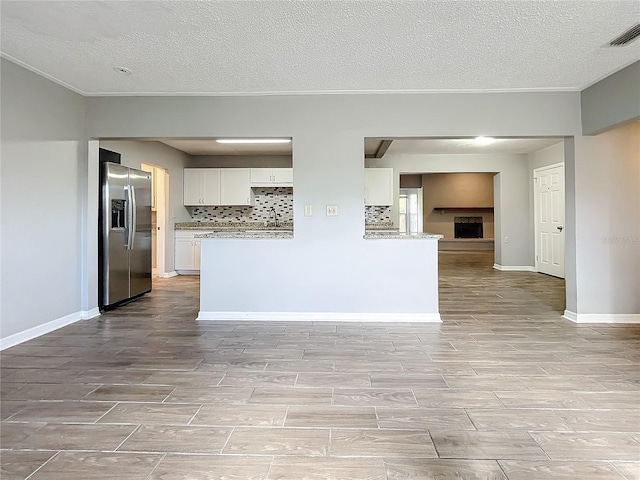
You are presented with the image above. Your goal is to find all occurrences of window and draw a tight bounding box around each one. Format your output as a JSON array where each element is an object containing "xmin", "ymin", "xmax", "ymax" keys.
[{"xmin": 399, "ymin": 188, "xmax": 423, "ymax": 234}]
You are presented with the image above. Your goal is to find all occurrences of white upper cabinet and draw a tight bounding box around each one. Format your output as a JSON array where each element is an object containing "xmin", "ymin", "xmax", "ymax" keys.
[
  {"xmin": 249, "ymin": 168, "xmax": 272, "ymax": 184},
  {"xmin": 365, "ymin": 168, "xmax": 394, "ymax": 206},
  {"xmin": 184, "ymin": 168, "xmax": 255, "ymax": 206},
  {"xmin": 221, "ymin": 168, "xmax": 255, "ymax": 206},
  {"xmin": 272, "ymin": 168, "xmax": 293, "ymax": 184},
  {"xmin": 184, "ymin": 168, "xmax": 221, "ymax": 206},
  {"xmin": 250, "ymin": 168, "xmax": 293, "ymax": 186},
  {"xmin": 201, "ymin": 169, "xmax": 222, "ymax": 205}
]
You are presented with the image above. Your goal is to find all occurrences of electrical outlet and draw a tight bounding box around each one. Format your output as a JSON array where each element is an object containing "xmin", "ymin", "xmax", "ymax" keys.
[
  {"xmin": 504, "ymin": 236, "xmax": 510, "ymax": 243},
  {"xmin": 326, "ymin": 205, "xmax": 338, "ymax": 216},
  {"xmin": 304, "ymin": 204, "xmax": 313, "ymax": 216}
]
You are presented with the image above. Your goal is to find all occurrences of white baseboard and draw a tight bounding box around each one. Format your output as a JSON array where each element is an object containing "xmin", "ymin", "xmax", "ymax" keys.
[
  {"xmin": 493, "ymin": 264, "xmax": 536, "ymax": 272},
  {"xmin": 563, "ymin": 310, "xmax": 640, "ymax": 324},
  {"xmin": 81, "ymin": 307, "xmax": 101, "ymax": 320},
  {"xmin": 162, "ymin": 271, "xmax": 178, "ymax": 278},
  {"xmin": 174, "ymin": 270, "xmax": 199, "ymax": 276},
  {"xmin": 197, "ymin": 311, "xmax": 442, "ymax": 323},
  {"xmin": 0, "ymin": 309, "xmax": 96, "ymax": 351}
]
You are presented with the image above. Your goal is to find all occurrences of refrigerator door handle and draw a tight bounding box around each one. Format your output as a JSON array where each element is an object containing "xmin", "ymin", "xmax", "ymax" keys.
[
  {"xmin": 130, "ymin": 185, "xmax": 137, "ymax": 249},
  {"xmin": 124, "ymin": 185, "xmax": 134, "ymax": 250},
  {"xmin": 124, "ymin": 186, "xmax": 130, "ymax": 249}
]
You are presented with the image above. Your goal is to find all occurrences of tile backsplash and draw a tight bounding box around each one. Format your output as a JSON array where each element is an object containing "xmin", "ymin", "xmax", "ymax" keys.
[
  {"xmin": 365, "ymin": 206, "xmax": 392, "ymax": 224},
  {"xmin": 188, "ymin": 187, "xmax": 293, "ymax": 223}
]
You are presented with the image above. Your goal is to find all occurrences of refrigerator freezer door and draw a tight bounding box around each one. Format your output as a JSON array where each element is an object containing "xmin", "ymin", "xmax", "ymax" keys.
[
  {"xmin": 129, "ymin": 168, "xmax": 152, "ymax": 298},
  {"xmin": 103, "ymin": 163, "xmax": 130, "ymax": 306}
]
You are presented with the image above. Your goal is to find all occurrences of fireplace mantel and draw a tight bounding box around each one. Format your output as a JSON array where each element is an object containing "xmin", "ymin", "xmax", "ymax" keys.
[{"xmin": 433, "ymin": 207, "xmax": 494, "ymax": 213}]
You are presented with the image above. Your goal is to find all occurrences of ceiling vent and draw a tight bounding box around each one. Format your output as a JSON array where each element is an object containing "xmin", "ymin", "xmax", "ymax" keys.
[{"xmin": 607, "ymin": 23, "xmax": 640, "ymax": 47}]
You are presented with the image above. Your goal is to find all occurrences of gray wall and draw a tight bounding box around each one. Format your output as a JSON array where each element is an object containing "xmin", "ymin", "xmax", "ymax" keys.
[
  {"xmin": 581, "ymin": 61, "xmax": 640, "ymax": 135},
  {"xmin": 564, "ymin": 139, "xmax": 578, "ymax": 314},
  {"xmin": 84, "ymin": 93, "xmax": 580, "ymax": 315},
  {"xmin": 1, "ymin": 58, "xmax": 86, "ymax": 340},
  {"xmin": 572, "ymin": 122, "xmax": 640, "ymax": 315},
  {"xmin": 99, "ymin": 140, "xmax": 192, "ymax": 274},
  {"xmin": 187, "ymin": 155, "xmax": 292, "ymax": 168},
  {"xmin": 369, "ymin": 153, "xmax": 530, "ymax": 267}
]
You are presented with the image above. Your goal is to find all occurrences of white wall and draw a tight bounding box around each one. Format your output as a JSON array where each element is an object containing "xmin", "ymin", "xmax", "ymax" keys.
[
  {"xmin": 1, "ymin": 58, "xmax": 87, "ymax": 345},
  {"xmin": 83, "ymin": 93, "xmax": 580, "ymax": 316},
  {"xmin": 570, "ymin": 122, "xmax": 640, "ymax": 318},
  {"xmin": 99, "ymin": 140, "xmax": 192, "ymax": 274},
  {"xmin": 368, "ymin": 153, "xmax": 530, "ymax": 267},
  {"xmin": 527, "ymin": 142, "xmax": 565, "ymax": 266}
]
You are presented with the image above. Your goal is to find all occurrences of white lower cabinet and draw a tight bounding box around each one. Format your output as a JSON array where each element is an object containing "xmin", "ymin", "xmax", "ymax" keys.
[{"xmin": 175, "ymin": 232, "xmax": 209, "ymax": 272}]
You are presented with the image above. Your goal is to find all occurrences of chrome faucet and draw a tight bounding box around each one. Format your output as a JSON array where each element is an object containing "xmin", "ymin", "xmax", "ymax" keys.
[{"xmin": 268, "ymin": 207, "xmax": 279, "ymax": 227}]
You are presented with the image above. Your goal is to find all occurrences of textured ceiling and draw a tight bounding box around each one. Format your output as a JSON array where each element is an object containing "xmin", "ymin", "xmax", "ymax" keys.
[{"xmin": 1, "ymin": 1, "xmax": 638, "ymax": 95}]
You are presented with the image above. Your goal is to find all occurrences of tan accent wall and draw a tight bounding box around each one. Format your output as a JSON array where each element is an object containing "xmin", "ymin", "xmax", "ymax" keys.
[
  {"xmin": 400, "ymin": 174, "xmax": 422, "ymax": 188},
  {"xmin": 422, "ymin": 173, "xmax": 495, "ymax": 238}
]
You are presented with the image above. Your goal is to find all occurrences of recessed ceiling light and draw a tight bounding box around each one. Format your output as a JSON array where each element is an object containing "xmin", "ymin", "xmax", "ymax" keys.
[
  {"xmin": 474, "ymin": 136, "xmax": 496, "ymax": 145},
  {"xmin": 113, "ymin": 66, "xmax": 132, "ymax": 75},
  {"xmin": 216, "ymin": 139, "xmax": 291, "ymax": 144}
]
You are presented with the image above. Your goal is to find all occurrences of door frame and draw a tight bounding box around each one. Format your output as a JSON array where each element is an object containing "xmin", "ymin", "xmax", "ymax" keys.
[
  {"xmin": 141, "ymin": 163, "xmax": 169, "ymax": 278},
  {"xmin": 157, "ymin": 168, "xmax": 169, "ymax": 277},
  {"xmin": 533, "ymin": 162, "xmax": 565, "ymax": 276}
]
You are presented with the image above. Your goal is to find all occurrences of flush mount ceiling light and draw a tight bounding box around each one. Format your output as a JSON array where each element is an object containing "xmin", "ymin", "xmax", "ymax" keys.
[
  {"xmin": 113, "ymin": 66, "xmax": 132, "ymax": 75},
  {"xmin": 215, "ymin": 139, "xmax": 291, "ymax": 144},
  {"xmin": 474, "ymin": 136, "xmax": 497, "ymax": 145}
]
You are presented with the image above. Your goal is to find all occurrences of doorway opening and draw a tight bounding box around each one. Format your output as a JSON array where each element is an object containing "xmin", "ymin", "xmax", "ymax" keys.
[
  {"xmin": 141, "ymin": 163, "xmax": 168, "ymax": 278},
  {"xmin": 364, "ymin": 136, "xmax": 567, "ymax": 316}
]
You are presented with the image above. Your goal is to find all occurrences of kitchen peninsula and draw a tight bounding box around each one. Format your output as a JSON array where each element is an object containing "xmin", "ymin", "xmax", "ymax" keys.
[
  {"xmin": 196, "ymin": 221, "xmax": 443, "ymax": 323},
  {"xmin": 179, "ymin": 165, "xmax": 443, "ymax": 323}
]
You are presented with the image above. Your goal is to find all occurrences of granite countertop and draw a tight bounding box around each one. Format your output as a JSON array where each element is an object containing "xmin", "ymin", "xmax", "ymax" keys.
[
  {"xmin": 178, "ymin": 221, "xmax": 396, "ymax": 232},
  {"xmin": 365, "ymin": 222, "xmax": 398, "ymax": 231},
  {"xmin": 175, "ymin": 221, "xmax": 293, "ymax": 231},
  {"xmin": 364, "ymin": 232, "xmax": 443, "ymax": 239},
  {"xmin": 196, "ymin": 231, "xmax": 294, "ymax": 239}
]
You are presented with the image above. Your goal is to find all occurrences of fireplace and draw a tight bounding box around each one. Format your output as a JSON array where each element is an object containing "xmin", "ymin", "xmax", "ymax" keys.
[{"xmin": 454, "ymin": 216, "xmax": 483, "ymax": 238}]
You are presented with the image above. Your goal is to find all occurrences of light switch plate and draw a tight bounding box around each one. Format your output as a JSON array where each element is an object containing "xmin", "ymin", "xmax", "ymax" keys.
[
  {"xmin": 304, "ymin": 204, "xmax": 312, "ymax": 216},
  {"xmin": 326, "ymin": 205, "xmax": 338, "ymax": 216}
]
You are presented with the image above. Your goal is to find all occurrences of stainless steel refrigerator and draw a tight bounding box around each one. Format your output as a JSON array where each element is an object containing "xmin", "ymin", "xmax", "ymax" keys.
[{"xmin": 100, "ymin": 162, "xmax": 152, "ymax": 309}]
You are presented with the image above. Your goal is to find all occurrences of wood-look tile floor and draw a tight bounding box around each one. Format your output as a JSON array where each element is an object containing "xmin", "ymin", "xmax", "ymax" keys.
[{"xmin": 1, "ymin": 251, "xmax": 639, "ymax": 479}]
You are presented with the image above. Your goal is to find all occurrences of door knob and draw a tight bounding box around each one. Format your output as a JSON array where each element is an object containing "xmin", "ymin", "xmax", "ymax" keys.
[{"xmin": 557, "ymin": 226, "xmax": 563, "ymax": 232}]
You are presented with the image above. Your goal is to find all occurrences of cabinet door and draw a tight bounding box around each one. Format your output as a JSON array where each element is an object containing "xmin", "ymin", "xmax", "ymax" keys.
[
  {"xmin": 272, "ymin": 168, "xmax": 293, "ymax": 185},
  {"xmin": 201, "ymin": 169, "xmax": 221, "ymax": 205},
  {"xmin": 365, "ymin": 168, "xmax": 393, "ymax": 206},
  {"xmin": 250, "ymin": 168, "xmax": 273, "ymax": 185},
  {"xmin": 221, "ymin": 168, "xmax": 253, "ymax": 205},
  {"xmin": 175, "ymin": 237, "xmax": 195, "ymax": 270},
  {"xmin": 193, "ymin": 238, "xmax": 202, "ymax": 271},
  {"xmin": 183, "ymin": 169, "xmax": 203, "ymax": 206}
]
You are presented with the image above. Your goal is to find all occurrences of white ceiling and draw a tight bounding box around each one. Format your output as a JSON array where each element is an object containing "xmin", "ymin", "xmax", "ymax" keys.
[
  {"xmin": 1, "ymin": 1, "xmax": 638, "ymax": 96},
  {"xmin": 383, "ymin": 138, "xmax": 563, "ymax": 155},
  {"xmin": 152, "ymin": 136, "xmax": 559, "ymax": 156},
  {"xmin": 154, "ymin": 139, "xmax": 293, "ymax": 156}
]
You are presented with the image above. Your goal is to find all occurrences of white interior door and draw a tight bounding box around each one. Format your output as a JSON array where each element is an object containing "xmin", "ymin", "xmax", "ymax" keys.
[{"xmin": 535, "ymin": 164, "xmax": 565, "ymax": 278}]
